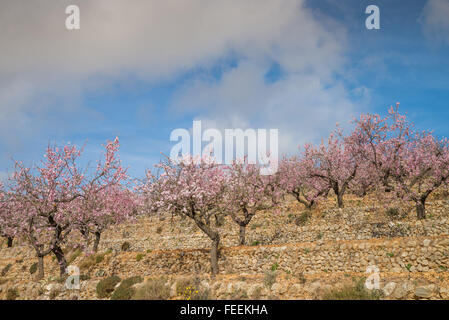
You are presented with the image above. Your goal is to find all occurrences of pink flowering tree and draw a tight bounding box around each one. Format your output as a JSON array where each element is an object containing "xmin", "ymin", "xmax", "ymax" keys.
[
  {"xmin": 278, "ymin": 155, "xmax": 330, "ymax": 209},
  {"xmin": 349, "ymin": 104, "xmax": 413, "ymax": 193},
  {"xmin": 75, "ymin": 186, "xmax": 136, "ymax": 254},
  {"xmin": 74, "ymin": 139, "xmax": 131, "ymax": 253},
  {"xmin": 224, "ymin": 161, "xmax": 279, "ymax": 246},
  {"xmin": 350, "ymin": 105, "xmax": 449, "ymax": 219},
  {"xmin": 390, "ymin": 131, "xmax": 449, "ymax": 219},
  {"xmin": 9, "ymin": 144, "xmax": 84, "ymax": 279},
  {"xmin": 148, "ymin": 154, "xmax": 227, "ymax": 275},
  {"xmin": 348, "ymin": 160, "xmax": 376, "ymax": 197},
  {"xmin": 0, "ymin": 183, "xmax": 18, "ymax": 248},
  {"xmin": 303, "ymin": 130, "xmax": 359, "ymax": 208},
  {"xmin": 9, "ymin": 138, "xmax": 125, "ymax": 279}
]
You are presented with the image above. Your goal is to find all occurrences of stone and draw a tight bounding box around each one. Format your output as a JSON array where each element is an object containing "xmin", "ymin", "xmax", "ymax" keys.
[
  {"xmin": 170, "ymin": 282, "xmax": 178, "ymax": 297},
  {"xmin": 382, "ymin": 282, "xmax": 397, "ymax": 297},
  {"xmin": 288, "ymin": 283, "xmax": 302, "ymax": 295},
  {"xmin": 415, "ymin": 284, "xmax": 438, "ymax": 298},
  {"xmin": 248, "ymin": 284, "xmax": 264, "ymax": 299},
  {"xmin": 392, "ymin": 282, "xmax": 413, "ymax": 299},
  {"xmin": 439, "ymin": 287, "xmax": 449, "ymax": 299}
]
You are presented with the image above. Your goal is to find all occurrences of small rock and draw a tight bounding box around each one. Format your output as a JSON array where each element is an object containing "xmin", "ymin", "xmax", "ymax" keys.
[
  {"xmin": 382, "ymin": 282, "xmax": 397, "ymax": 297},
  {"xmin": 392, "ymin": 282, "xmax": 413, "ymax": 299},
  {"xmin": 415, "ymin": 284, "xmax": 438, "ymax": 298}
]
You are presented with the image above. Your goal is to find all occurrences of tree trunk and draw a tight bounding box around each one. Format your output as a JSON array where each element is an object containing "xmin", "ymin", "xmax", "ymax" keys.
[
  {"xmin": 191, "ymin": 215, "xmax": 221, "ymax": 276},
  {"xmin": 6, "ymin": 236, "xmax": 13, "ymax": 248},
  {"xmin": 239, "ymin": 225, "xmax": 246, "ymax": 246},
  {"xmin": 36, "ymin": 255, "xmax": 44, "ymax": 281},
  {"xmin": 210, "ymin": 234, "xmax": 220, "ymax": 276},
  {"xmin": 52, "ymin": 245, "xmax": 68, "ymax": 276},
  {"xmin": 337, "ymin": 193, "xmax": 344, "ymax": 208},
  {"xmin": 92, "ymin": 231, "xmax": 101, "ymax": 253},
  {"xmin": 416, "ymin": 200, "xmax": 426, "ymax": 220}
]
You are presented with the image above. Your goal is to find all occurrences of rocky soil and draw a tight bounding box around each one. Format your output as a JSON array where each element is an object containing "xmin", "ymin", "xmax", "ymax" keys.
[{"xmin": 1, "ymin": 194, "xmax": 448, "ymax": 300}]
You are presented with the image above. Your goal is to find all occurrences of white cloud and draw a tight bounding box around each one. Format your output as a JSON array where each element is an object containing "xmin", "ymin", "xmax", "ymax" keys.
[
  {"xmin": 420, "ymin": 0, "xmax": 449, "ymax": 45},
  {"xmin": 0, "ymin": 0, "xmax": 366, "ymax": 157}
]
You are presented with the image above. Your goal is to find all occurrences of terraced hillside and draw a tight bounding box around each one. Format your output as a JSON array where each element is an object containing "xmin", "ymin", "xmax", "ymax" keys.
[{"xmin": 1, "ymin": 195, "xmax": 449, "ymax": 300}]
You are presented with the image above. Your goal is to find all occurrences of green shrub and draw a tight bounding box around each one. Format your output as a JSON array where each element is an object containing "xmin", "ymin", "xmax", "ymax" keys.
[
  {"xmin": 80, "ymin": 274, "xmax": 90, "ymax": 281},
  {"xmin": 6, "ymin": 288, "xmax": 19, "ymax": 300},
  {"xmin": 110, "ymin": 275, "xmax": 144, "ymax": 300},
  {"xmin": 176, "ymin": 277, "xmax": 211, "ymax": 300},
  {"xmin": 176, "ymin": 277, "xmax": 195, "ymax": 296},
  {"xmin": 386, "ymin": 207, "xmax": 400, "ymax": 218},
  {"xmin": 321, "ymin": 278, "xmax": 382, "ymax": 300},
  {"xmin": 192, "ymin": 288, "xmax": 212, "ymax": 300},
  {"xmin": 121, "ymin": 242, "xmax": 131, "ymax": 252},
  {"xmin": 29, "ymin": 262, "xmax": 38, "ymax": 275},
  {"xmin": 111, "ymin": 285, "xmax": 135, "ymax": 300},
  {"xmin": 79, "ymin": 251, "xmax": 108, "ymax": 270},
  {"xmin": 67, "ymin": 249, "xmax": 82, "ymax": 265},
  {"xmin": 132, "ymin": 278, "xmax": 170, "ymax": 300},
  {"xmin": 136, "ymin": 253, "xmax": 144, "ymax": 261},
  {"xmin": 121, "ymin": 276, "xmax": 143, "ymax": 288},
  {"xmin": 96, "ymin": 276, "xmax": 121, "ymax": 299},
  {"xmin": 79, "ymin": 255, "xmax": 96, "ymax": 270},
  {"xmin": 295, "ymin": 212, "xmax": 311, "ymax": 226},
  {"xmin": 1, "ymin": 263, "xmax": 12, "ymax": 276},
  {"xmin": 263, "ymin": 270, "xmax": 277, "ymax": 288},
  {"xmin": 95, "ymin": 253, "xmax": 105, "ymax": 264},
  {"xmin": 251, "ymin": 240, "xmax": 260, "ymax": 246}
]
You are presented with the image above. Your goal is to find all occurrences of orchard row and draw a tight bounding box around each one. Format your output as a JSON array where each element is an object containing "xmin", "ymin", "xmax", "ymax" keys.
[{"xmin": 1, "ymin": 104, "xmax": 449, "ymax": 277}]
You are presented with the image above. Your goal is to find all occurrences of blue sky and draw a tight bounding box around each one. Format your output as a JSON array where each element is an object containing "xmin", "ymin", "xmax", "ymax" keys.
[{"xmin": 0, "ymin": 0, "xmax": 448, "ymax": 180}]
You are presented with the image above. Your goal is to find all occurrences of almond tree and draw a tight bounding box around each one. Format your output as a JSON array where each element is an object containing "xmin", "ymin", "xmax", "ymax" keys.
[
  {"xmin": 148, "ymin": 154, "xmax": 227, "ymax": 276},
  {"xmin": 225, "ymin": 161, "xmax": 278, "ymax": 245},
  {"xmin": 278, "ymin": 155, "xmax": 330, "ymax": 209},
  {"xmin": 390, "ymin": 131, "xmax": 449, "ymax": 219},
  {"xmin": 10, "ymin": 145, "xmax": 83, "ymax": 279},
  {"xmin": 74, "ymin": 139, "xmax": 131, "ymax": 253},
  {"xmin": 350, "ymin": 105, "xmax": 449, "ymax": 219},
  {"xmin": 0, "ymin": 183, "xmax": 17, "ymax": 247},
  {"xmin": 304, "ymin": 130, "xmax": 358, "ymax": 208},
  {"xmin": 348, "ymin": 160, "xmax": 376, "ymax": 197},
  {"xmin": 76, "ymin": 186, "xmax": 136, "ymax": 253},
  {"xmin": 9, "ymin": 138, "xmax": 124, "ymax": 279},
  {"xmin": 349, "ymin": 104, "xmax": 412, "ymax": 192}
]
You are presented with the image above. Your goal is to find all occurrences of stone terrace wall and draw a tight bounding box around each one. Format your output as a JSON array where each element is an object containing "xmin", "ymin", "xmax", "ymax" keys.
[
  {"xmin": 106, "ymin": 235, "xmax": 449, "ymax": 276},
  {"xmin": 98, "ymin": 201, "xmax": 449, "ymax": 252}
]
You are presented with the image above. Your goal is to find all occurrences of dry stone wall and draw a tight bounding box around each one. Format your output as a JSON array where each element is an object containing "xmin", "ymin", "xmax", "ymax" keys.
[
  {"xmin": 97, "ymin": 200, "xmax": 449, "ymax": 252},
  {"xmin": 106, "ymin": 235, "xmax": 449, "ymax": 276}
]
